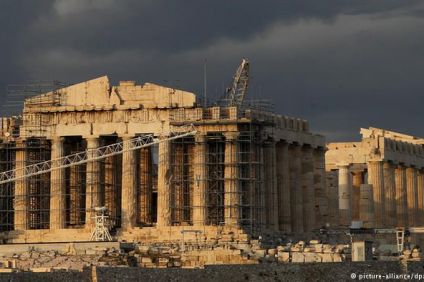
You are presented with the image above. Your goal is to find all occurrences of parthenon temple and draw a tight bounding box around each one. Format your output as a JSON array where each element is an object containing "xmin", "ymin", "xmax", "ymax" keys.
[
  {"xmin": 0, "ymin": 75, "xmax": 327, "ymax": 243},
  {"xmin": 326, "ymin": 127, "xmax": 424, "ymax": 230}
]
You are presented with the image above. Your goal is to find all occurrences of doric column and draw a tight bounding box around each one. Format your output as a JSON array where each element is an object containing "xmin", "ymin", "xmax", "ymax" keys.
[
  {"xmin": 383, "ymin": 162, "xmax": 397, "ymax": 227},
  {"xmin": 85, "ymin": 136, "xmax": 100, "ymax": 228},
  {"xmin": 14, "ymin": 140, "xmax": 27, "ymax": 230},
  {"xmin": 395, "ymin": 165, "xmax": 408, "ymax": 227},
  {"xmin": 313, "ymin": 148, "xmax": 328, "ymax": 229},
  {"xmin": 139, "ymin": 147, "xmax": 152, "ymax": 224},
  {"xmin": 289, "ymin": 144, "xmax": 303, "ymax": 233},
  {"xmin": 193, "ymin": 134, "xmax": 207, "ymax": 226},
  {"xmin": 157, "ymin": 136, "xmax": 171, "ymax": 227},
  {"xmin": 417, "ymin": 169, "xmax": 424, "ymax": 226},
  {"xmin": 276, "ymin": 141, "xmax": 291, "ymax": 232},
  {"xmin": 121, "ymin": 136, "xmax": 137, "ymax": 229},
  {"xmin": 49, "ymin": 137, "xmax": 66, "ymax": 229},
  {"xmin": 351, "ymin": 170, "xmax": 363, "ymax": 221},
  {"xmin": 104, "ymin": 154, "xmax": 116, "ymax": 223},
  {"xmin": 302, "ymin": 145, "xmax": 315, "ymax": 232},
  {"xmin": 338, "ymin": 164, "xmax": 351, "ymax": 226},
  {"xmin": 263, "ymin": 140, "xmax": 278, "ymax": 231},
  {"xmin": 367, "ymin": 161, "xmax": 384, "ymax": 228},
  {"xmin": 406, "ymin": 167, "xmax": 418, "ymax": 227},
  {"xmin": 224, "ymin": 132, "xmax": 239, "ymax": 226},
  {"xmin": 359, "ymin": 184, "xmax": 375, "ymax": 228}
]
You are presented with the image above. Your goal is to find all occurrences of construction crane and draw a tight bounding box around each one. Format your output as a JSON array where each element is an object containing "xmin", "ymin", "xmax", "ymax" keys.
[
  {"xmin": 0, "ymin": 124, "xmax": 196, "ymax": 184},
  {"xmin": 224, "ymin": 58, "xmax": 249, "ymax": 107}
]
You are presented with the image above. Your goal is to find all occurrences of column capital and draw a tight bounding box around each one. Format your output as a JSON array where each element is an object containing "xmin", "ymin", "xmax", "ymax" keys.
[
  {"xmin": 337, "ymin": 163, "xmax": 350, "ymax": 169},
  {"xmin": 368, "ymin": 160, "xmax": 383, "ymax": 164},
  {"xmin": 263, "ymin": 138, "xmax": 276, "ymax": 146},
  {"xmin": 383, "ymin": 161, "xmax": 393, "ymax": 168},
  {"xmin": 121, "ymin": 135, "xmax": 134, "ymax": 141},
  {"xmin": 195, "ymin": 133, "xmax": 207, "ymax": 143},
  {"xmin": 50, "ymin": 136, "xmax": 65, "ymax": 143},
  {"xmin": 351, "ymin": 169, "xmax": 364, "ymax": 176},
  {"xmin": 223, "ymin": 131, "xmax": 239, "ymax": 141}
]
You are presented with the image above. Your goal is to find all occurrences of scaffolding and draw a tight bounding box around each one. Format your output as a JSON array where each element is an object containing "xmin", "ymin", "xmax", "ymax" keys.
[{"xmin": 0, "ymin": 81, "xmax": 271, "ymax": 239}]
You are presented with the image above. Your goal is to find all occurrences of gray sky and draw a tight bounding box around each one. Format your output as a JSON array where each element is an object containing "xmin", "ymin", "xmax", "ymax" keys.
[{"xmin": 1, "ymin": 0, "xmax": 424, "ymax": 141}]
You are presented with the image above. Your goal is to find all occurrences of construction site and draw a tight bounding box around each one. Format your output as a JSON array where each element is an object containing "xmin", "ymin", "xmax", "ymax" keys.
[{"xmin": 0, "ymin": 59, "xmax": 423, "ymax": 277}]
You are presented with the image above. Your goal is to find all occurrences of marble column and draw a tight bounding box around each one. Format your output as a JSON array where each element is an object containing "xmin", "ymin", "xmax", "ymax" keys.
[
  {"xmin": 263, "ymin": 140, "xmax": 278, "ymax": 231},
  {"xmin": 338, "ymin": 164, "xmax": 351, "ymax": 226},
  {"xmin": 313, "ymin": 148, "xmax": 328, "ymax": 229},
  {"xmin": 367, "ymin": 161, "xmax": 384, "ymax": 228},
  {"xmin": 139, "ymin": 147, "xmax": 152, "ymax": 224},
  {"xmin": 224, "ymin": 132, "xmax": 239, "ymax": 226},
  {"xmin": 289, "ymin": 144, "xmax": 303, "ymax": 233},
  {"xmin": 406, "ymin": 167, "xmax": 418, "ymax": 227},
  {"xmin": 395, "ymin": 165, "xmax": 408, "ymax": 227},
  {"xmin": 121, "ymin": 136, "xmax": 137, "ymax": 229},
  {"xmin": 157, "ymin": 136, "xmax": 171, "ymax": 227},
  {"xmin": 276, "ymin": 141, "xmax": 291, "ymax": 232},
  {"xmin": 417, "ymin": 169, "xmax": 424, "ymax": 226},
  {"xmin": 302, "ymin": 146, "xmax": 315, "ymax": 232},
  {"xmin": 85, "ymin": 136, "xmax": 100, "ymax": 228},
  {"xmin": 192, "ymin": 134, "xmax": 207, "ymax": 226},
  {"xmin": 359, "ymin": 184, "xmax": 375, "ymax": 228},
  {"xmin": 14, "ymin": 140, "xmax": 27, "ymax": 230},
  {"xmin": 383, "ymin": 162, "xmax": 397, "ymax": 227},
  {"xmin": 49, "ymin": 137, "xmax": 66, "ymax": 229},
  {"xmin": 104, "ymin": 155, "xmax": 116, "ymax": 223},
  {"xmin": 351, "ymin": 170, "xmax": 363, "ymax": 221}
]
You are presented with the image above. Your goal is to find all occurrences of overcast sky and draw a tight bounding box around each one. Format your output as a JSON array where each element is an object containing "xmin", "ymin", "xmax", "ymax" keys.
[{"xmin": 1, "ymin": 0, "xmax": 424, "ymax": 141}]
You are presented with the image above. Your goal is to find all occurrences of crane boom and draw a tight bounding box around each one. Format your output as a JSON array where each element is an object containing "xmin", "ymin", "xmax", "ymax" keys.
[
  {"xmin": 226, "ymin": 58, "xmax": 249, "ymax": 107},
  {"xmin": 0, "ymin": 125, "xmax": 196, "ymax": 185}
]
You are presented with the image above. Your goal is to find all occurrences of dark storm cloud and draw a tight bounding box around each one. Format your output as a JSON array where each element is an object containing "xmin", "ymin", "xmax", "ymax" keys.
[{"xmin": 1, "ymin": 0, "xmax": 424, "ymax": 141}]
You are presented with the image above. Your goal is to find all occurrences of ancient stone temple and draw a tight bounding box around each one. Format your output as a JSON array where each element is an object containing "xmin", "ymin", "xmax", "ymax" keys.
[
  {"xmin": 326, "ymin": 127, "xmax": 424, "ymax": 229},
  {"xmin": 0, "ymin": 76, "xmax": 326, "ymax": 243}
]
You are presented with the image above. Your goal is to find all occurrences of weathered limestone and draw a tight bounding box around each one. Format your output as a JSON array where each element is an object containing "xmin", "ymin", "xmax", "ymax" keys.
[
  {"xmin": 14, "ymin": 141, "xmax": 27, "ymax": 230},
  {"xmin": 69, "ymin": 164, "xmax": 82, "ymax": 225},
  {"xmin": 85, "ymin": 137, "xmax": 101, "ymax": 228},
  {"xmin": 313, "ymin": 148, "xmax": 328, "ymax": 229},
  {"xmin": 104, "ymin": 154, "xmax": 117, "ymax": 224},
  {"xmin": 337, "ymin": 165, "xmax": 351, "ymax": 226},
  {"xmin": 263, "ymin": 140, "xmax": 278, "ymax": 231},
  {"xmin": 326, "ymin": 127, "xmax": 424, "ymax": 230},
  {"xmin": 395, "ymin": 165, "xmax": 408, "ymax": 227},
  {"xmin": 351, "ymin": 171, "xmax": 363, "ymax": 221},
  {"xmin": 359, "ymin": 184, "xmax": 375, "ymax": 228},
  {"xmin": 367, "ymin": 161, "xmax": 384, "ymax": 228},
  {"xmin": 139, "ymin": 147, "xmax": 152, "ymax": 224},
  {"xmin": 192, "ymin": 134, "xmax": 207, "ymax": 226},
  {"xmin": 157, "ymin": 136, "xmax": 171, "ymax": 227},
  {"xmin": 224, "ymin": 132, "xmax": 239, "ymax": 226},
  {"xmin": 289, "ymin": 144, "xmax": 303, "ymax": 233},
  {"xmin": 406, "ymin": 167, "xmax": 418, "ymax": 227},
  {"xmin": 49, "ymin": 137, "xmax": 66, "ymax": 229},
  {"xmin": 1, "ymin": 75, "xmax": 328, "ymax": 243},
  {"xmin": 302, "ymin": 146, "xmax": 315, "ymax": 232},
  {"xmin": 383, "ymin": 162, "xmax": 396, "ymax": 227},
  {"xmin": 276, "ymin": 142, "xmax": 290, "ymax": 232},
  {"xmin": 418, "ymin": 169, "xmax": 424, "ymax": 226},
  {"xmin": 121, "ymin": 136, "xmax": 137, "ymax": 229}
]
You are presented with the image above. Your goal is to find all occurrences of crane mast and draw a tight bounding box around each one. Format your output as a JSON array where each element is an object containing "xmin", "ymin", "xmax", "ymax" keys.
[{"xmin": 225, "ymin": 58, "xmax": 249, "ymax": 107}]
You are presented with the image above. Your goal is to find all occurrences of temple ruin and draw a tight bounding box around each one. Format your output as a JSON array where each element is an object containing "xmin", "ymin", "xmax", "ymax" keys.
[
  {"xmin": 326, "ymin": 127, "xmax": 424, "ymax": 230},
  {"xmin": 0, "ymin": 75, "xmax": 327, "ymax": 244}
]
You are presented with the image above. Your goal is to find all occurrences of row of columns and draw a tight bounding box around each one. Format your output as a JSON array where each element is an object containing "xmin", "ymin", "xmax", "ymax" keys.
[
  {"xmin": 13, "ymin": 133, "xmax": 327, "ymax": 234},
  {"xmin": 13, "ymin": 135, "xmax": 150, "ymax": 231},
  {"xmin": 337, "ymin": 161, "xmax": 424, "ymax": 228}
]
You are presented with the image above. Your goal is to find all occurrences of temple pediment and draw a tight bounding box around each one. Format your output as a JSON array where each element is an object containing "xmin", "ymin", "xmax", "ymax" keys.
[{"xmin": 24, "ymin": 76, "xmax": 196, "ymax": 109}]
